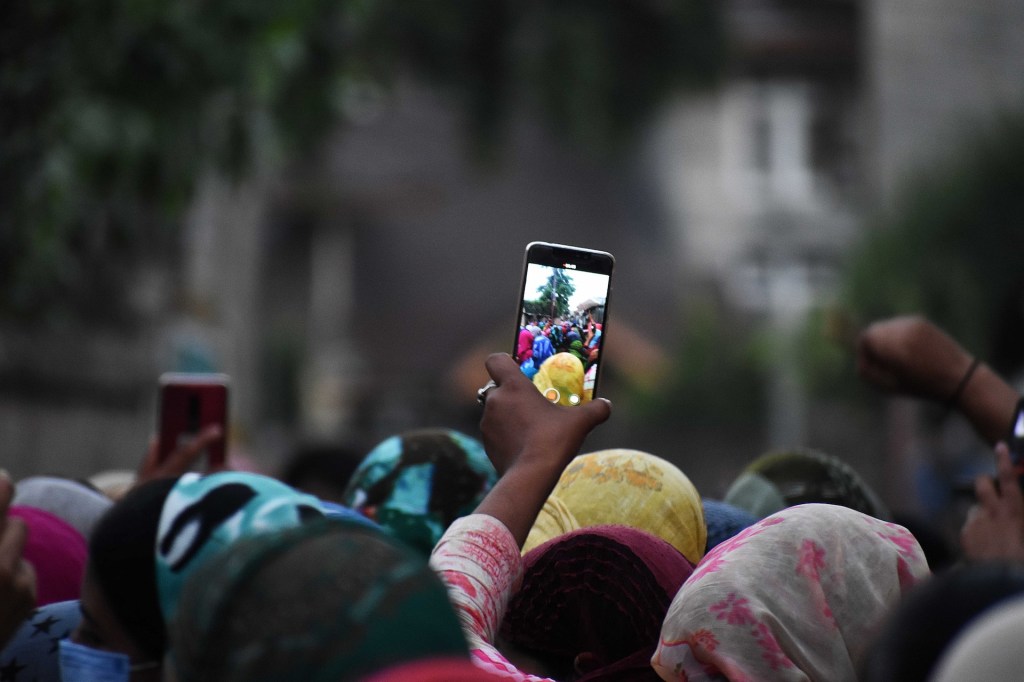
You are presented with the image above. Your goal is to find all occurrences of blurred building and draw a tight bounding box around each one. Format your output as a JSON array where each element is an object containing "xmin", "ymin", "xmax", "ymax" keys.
[
  {"xmin": 3, "ymin": 0, "xmax": 1024, "ymax": 487},
  {"xmin": 648, "ymin": 0, "xmax": 863, "ymax": 456},
  {"xmin": 646, "ymin": 0, "xmax": 1024, "ymax": 499}
]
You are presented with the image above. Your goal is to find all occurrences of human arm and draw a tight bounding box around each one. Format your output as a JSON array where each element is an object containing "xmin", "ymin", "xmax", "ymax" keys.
[
  {"xmin": 475, "ymin": 353, "xmax": 611, "ymax": 547},
  {"xmin": 856, "ymin": 316, "xmax": 1019, "ymax": 445},
  {"xmin": 430, "ymin": 353, "xmax": 609, "ymax": 680},
  {"xmin": 431, "ymin": 515, "xmax": 554, "ymax": 680},
  {"xmin": 960, "ymin": 443, "xmax": 1024, "ymax": 562},
  {"xmin": 0, "ymin": 473, "xmax": 37, "ymax": 647},
  {"xmin": 133, "ymin": 425, "xmax": 225, "ymax": 491}
]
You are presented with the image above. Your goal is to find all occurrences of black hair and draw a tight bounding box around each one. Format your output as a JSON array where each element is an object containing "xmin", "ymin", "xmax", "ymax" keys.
[
  {"xmin": 862, "ymin": 562, "xmax": 1024, "ymax": 682},
  {"xmin": 88, "ymin": 477, "xmax": 178, "ymax": 659}
]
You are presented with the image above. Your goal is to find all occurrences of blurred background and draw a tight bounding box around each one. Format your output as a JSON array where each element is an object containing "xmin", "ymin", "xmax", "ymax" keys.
[{"xmin": 3, "ymin": 0, "xmax": 1024, "ymax": 541}]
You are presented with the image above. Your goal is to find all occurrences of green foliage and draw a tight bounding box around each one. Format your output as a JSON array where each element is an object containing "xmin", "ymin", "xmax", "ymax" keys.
[
  {"xmin": 841, "ymin": 113, "xmax": 1024, "ymax": 362},
  {"xmin": 530, "ymin": 268, "xmax": 575, "ymax": 319},
  {"xmin": 1, "ymin": 0, "xmax": 381, "ymax": 324},
  {"xmin": 369, "ymin": 0, "xmax": 725, "ymax": 153},
  {"xmin": 792, "ymin": 306, "xmax": 870, "ymax": 404},
  {"xmin": 2, "ymin": 0, "xmax": 724, "ymax": 326},
  {"xmin": 630, "ymin": 304, "xmax": 767, "ymax": 428},
  {"xmin": 522, "ymin": 299, "xmax": 548, "ymax": 318}
]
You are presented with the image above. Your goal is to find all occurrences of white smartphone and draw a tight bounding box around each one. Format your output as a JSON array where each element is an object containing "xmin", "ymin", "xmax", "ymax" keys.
[{"xmin": 512, "ymin": 242, "xmax": 614, "ymax": 406}]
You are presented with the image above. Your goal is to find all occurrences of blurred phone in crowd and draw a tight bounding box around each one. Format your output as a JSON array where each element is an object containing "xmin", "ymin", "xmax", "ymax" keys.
[
  {"xmin": 512, "ymin": 242, "xmax": 614, "ymax": 407},
  {"xmin": 1008, "ymin": 397, "xmax": 1024, "ymax": 477},
  {"xmin": 158, "ymin": 373, "xmax": 229, "ymax": 467}
]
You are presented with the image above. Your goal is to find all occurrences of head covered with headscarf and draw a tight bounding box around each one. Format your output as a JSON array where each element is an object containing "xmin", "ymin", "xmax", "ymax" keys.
[
  {"xmin": 155, "ymin": 471, "xmax": 325, "ymax": 622},
  {"xmin": 524, "ymin": 449, "xmax": 707, "ymax": 566},
  {"xmin": 342, "ymin": 429, "xmax": 498, "ymax": 555},
  {"xmin": 169, "ymin": 520, "xmax": 470, "ymax": 682},
  {"xmin": 14, "ymin": 476, "xmax": 112, "ymax": 540},
  {"xmin": 930, "ymin": 594, "xmax": 1024, "ymax": 682},
  {"xmin": 501, "ymin": 525, "xmax": 694, "ymax": 681},
  {"xmin": 568, "ymin": 340, "xmax": 588, "ymax": 365},
  {"xmin": 532, "ymin": 353, "xmax": 585, "ymax": 407},
  {"xmin": 724, "ymin": 448, "xmax": 890, "ymax": 521},
  {"xmin": 86, "ymin": 472, "xmax": 326, "ymax": 661},
  {"xmin": 861, "ymin": 561, "xmax": 1024, "ymax": 682},
  {"xmin": 653, "ymin": 503, "xmax": 930, "ymax": 682},
  {"xmin": 10, "ymin": 506, "xmax": 88, "ymax": 606},
  {"xmin": 701, "ymin": 499, "xmax": 758, "ymax": 554}
]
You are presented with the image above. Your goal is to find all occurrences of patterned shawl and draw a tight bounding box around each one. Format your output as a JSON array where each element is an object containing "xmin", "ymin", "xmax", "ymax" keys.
[{"xmin": 653, "ymin": 503, "xmax": 930, "ymax": 682}]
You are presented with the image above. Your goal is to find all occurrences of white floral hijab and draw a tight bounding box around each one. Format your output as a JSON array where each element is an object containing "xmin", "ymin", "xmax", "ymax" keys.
[{"xmin": 653, "ymin": 503, "xmax": 930, "ymax": 682}]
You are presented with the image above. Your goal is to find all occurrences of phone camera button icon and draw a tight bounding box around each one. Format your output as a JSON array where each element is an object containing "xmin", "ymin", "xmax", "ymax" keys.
[
  {"xmin": 568, "ymin": 394, "xmax": 581, "ymax": 405},
  {"xmin": 544, "ymin": 388, "xmax": 560, "ymax": 403}
]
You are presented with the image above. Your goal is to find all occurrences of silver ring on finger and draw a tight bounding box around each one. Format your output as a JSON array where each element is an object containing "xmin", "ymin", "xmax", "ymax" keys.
[{"xmin": 477, "ymin": 380, "xmax": 498, "ymax": 405}]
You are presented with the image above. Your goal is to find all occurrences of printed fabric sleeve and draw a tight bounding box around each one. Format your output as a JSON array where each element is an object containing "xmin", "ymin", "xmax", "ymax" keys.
[{"xmin": 430, "ymin": 514, "xmax": 556, "ymax": 681}]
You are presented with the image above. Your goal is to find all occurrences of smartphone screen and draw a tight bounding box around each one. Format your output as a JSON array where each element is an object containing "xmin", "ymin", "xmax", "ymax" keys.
[
  {"xmin": 158, "ymin": 373, "xmax": 229, "ymax": 467},
  {"xmin": 513, "ymin": 242, "xmax": 614, "ymax": 406}
]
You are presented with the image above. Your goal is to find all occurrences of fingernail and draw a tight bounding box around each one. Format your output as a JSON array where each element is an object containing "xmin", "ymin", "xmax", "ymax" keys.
[{"xmin": 0, "ymin": 469, "xmax": 10, "ymax": 482}]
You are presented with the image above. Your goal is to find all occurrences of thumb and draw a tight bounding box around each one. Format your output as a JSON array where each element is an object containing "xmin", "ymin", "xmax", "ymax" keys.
[{"xmin": 580, "ymin": 397, "xmax": 612, "ymax": 427}]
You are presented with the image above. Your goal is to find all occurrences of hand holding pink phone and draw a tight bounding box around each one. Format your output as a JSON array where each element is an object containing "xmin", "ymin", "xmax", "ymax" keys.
[{"xmin": 147, "ymin": 373, "xmax": 229, "ymax": 479}]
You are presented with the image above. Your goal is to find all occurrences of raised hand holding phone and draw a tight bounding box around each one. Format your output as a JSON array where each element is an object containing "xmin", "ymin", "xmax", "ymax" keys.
[
  {"xmin": 136, "ymin": 373, "xmax": 229, "ymax": 487},
  {"xmin": 961, "ymin": 442, "xmax": 1024, "ymax": 563},
  {"xmin": 476, "ymin": 353, "xmax": 612, "ymax": 546}
]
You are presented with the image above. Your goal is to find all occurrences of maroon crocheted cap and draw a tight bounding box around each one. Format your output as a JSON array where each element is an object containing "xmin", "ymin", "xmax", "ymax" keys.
[{"xmin": 499, "ymin": 524, "xmax": 693, "ymax": 681}]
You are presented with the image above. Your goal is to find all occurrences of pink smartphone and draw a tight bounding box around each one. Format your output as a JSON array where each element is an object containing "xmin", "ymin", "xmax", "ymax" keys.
[{"xmin": 157, "ymin": 373, "xmax": 229, "ymax": 466}]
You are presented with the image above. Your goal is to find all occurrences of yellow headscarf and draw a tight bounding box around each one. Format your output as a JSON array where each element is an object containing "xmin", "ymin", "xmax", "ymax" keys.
[
  {"xmin": 523, "ymin": 449, "xmax": 706, "ymax": 565},
  {"xmin": 523, "ymin": 496, "xmax": 580, "ymax": 554}
]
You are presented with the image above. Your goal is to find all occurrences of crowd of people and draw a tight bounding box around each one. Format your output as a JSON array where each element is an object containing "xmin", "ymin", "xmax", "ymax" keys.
[
  {"xmin": 2, "ymin": 314, "xmax": 1023, "ymax": 681},
  {"xmin": 517, "ymin": 310, "xmax": 603, "ymax": 406},
  {"xmin": 517, "ymin": 312, "xmax": 603, "ymax": 369}
]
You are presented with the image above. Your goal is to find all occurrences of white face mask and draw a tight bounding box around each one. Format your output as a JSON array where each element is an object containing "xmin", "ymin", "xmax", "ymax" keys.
[{"xmin": 59, "ymin": 640, "xmax": 159, "ymax": 682}]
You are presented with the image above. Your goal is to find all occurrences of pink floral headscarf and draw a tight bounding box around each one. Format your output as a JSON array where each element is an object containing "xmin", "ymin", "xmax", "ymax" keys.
[{"xmin": 652, "ymin": 503, "xmax": 930, "ymax": 682}]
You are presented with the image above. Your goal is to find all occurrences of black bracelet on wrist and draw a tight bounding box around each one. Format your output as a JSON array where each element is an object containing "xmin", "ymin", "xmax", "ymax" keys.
[{"xmin": 946, "ymin": 358, "xmax": 981, "ymax": 411}]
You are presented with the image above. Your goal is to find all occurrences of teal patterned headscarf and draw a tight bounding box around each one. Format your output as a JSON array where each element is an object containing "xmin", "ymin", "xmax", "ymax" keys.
[
  {"xmin": 342, "ymin": 429, "xmax": 498, "ymax": 555},
  {"xmin": 155, "ymin": 471, "xmax": 325, "ymax": 622}
]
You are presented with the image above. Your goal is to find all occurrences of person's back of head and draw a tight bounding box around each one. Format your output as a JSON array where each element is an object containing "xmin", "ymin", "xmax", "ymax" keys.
[
  {"xmin": 654, "ymin": 504, "xmax": 931, "ymax": 682},
  {"xmin": 929, "ymin": 593, "xmax": 1024, "ymax": 682},
  {"xmin": 86, "ymin": 477, "xmax": 178, "ymax": 661},
  {"xmin": 79, "ymin": 470, "xmax": 327, "ymax": 671},
  {"xmin": 724, "ymin": 447, "xmax": 890, "ymax": 521},
  {"xmin": 280, "ymin": 442, "xmax": 365, "ymax": 504},
  {"xmin": 861, "ymin": 561, "xmax": 1024, "ymax": 682},
  {"xmin": 169, "ymin": 520, "xmax": 469, "ymax": 682},
  {"xmin": 500, "ymin": 525, "xmax": 693, "ymax": 681},
  {"xmin": 14, "ymin": 475, "xmax": 112, "ymax": 540},
  {"xmin": 343, "ymin": 429, "xmax": 497, "ymax": 555},
  {"xmin": 524, "ymin": 449, "xmax": 707, "ymax": 566}
]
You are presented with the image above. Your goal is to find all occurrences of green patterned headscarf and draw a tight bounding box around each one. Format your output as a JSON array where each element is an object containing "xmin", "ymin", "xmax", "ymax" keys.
[
  {"xmin": 169, "ymin": 520, "xmax": 469, "ymax": 682},
  {"xmin": 724, "ymin": 448, "xmax": 890, "ymax": 521},
  {"xmin": 343, "ymin": 429, "xmax": 497, "ymax": 555}
]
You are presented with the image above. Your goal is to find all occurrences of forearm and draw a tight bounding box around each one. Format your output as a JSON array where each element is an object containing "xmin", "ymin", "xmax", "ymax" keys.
[
  {"xmin": 475, "ymin": 455, "xmax": 566, "ymax": 549},
  {"xmin": 430, "ymin": 514, "xmax": 522, "ymax": 646},
  {"xmin": 956, "ymin": 363, "xmax": 1020, "ymax": 446}
]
